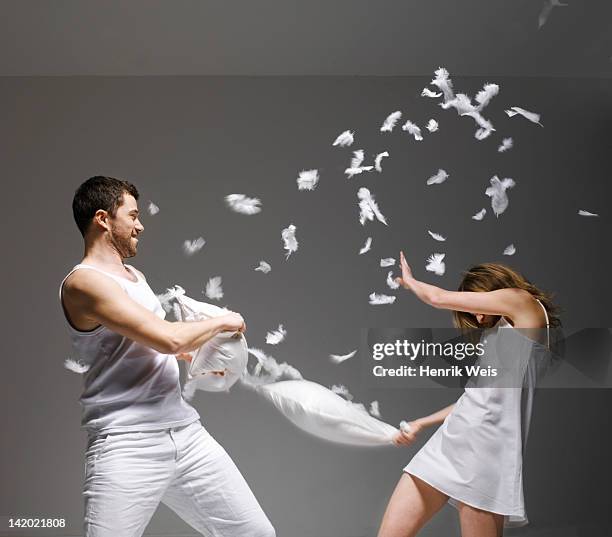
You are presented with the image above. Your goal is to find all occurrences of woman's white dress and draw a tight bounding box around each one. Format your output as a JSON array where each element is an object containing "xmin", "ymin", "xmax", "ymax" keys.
[{"xmin": 404, "ymin": 300, "xmax": 551, "ymax": 527}]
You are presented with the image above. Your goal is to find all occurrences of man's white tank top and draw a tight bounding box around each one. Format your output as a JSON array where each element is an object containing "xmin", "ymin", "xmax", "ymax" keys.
[{"xmin": 59, "ymin": 263, "xmax": 199, "ymax": 435}]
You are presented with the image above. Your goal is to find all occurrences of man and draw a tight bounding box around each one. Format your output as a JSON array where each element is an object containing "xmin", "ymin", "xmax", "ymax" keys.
[{"xmin": 59, "ymin": 176, "xmax": 275, "ymax": 537}]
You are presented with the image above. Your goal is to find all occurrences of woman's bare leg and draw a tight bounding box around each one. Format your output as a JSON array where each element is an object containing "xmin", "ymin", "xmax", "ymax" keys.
[
  {"xmin": 457, "ymin": 502, "xmax": 504, "ymax": 537},
  {"xmin": 377, "ymin": 473, "xmax": 449, "ymax": 537}
]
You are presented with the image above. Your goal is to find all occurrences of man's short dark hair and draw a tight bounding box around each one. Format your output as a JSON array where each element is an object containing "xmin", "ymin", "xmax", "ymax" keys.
[{"xmin": 72, "ymin": 176, "xmax": 139, "ymax": 237}]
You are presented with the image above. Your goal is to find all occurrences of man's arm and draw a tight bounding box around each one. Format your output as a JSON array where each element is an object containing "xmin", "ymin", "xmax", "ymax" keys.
[{"xmin": 63, "ymin": 270, "xmax": 238, "ymax": 354}]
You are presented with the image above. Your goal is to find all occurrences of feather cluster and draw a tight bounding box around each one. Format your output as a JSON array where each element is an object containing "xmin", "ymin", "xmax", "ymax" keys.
[{"xmin": 345, "ymin": 150, "xmax": 374, "ymax": 178}]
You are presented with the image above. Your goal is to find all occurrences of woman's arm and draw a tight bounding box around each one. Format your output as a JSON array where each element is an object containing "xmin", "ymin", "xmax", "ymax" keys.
[
  {"xmin": 393, "ymin": 404, "xmax": 455, "ymax": 446},
  {"xmin": 395, "ymin": 250, "xmax": 532, "ymax": 318},
  {"xmin": 413, "ymin": 404, "xmax": 456, "ymax": 428}
]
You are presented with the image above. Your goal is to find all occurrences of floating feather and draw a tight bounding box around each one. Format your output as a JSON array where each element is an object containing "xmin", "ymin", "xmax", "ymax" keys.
[
  {"xmin": 426, "ymin": 119, "xmax": 439, "ymax": 133},
  {"xmin": 266, "ymin": 324, "xmax": 287, "ymax": 345},
  {"xmin": 461, "ymin": 111, "xmax": 496, "ymax": 140},
  {"xmin": 369, "ymin": 401, "xmax": 381, "ymax": 418},
  {"xmin": 345, "ymin": 166, "xmax": 374, "ymax": 178},
  {"xmin": 64, "ymin": 358, "xmax": 90, "ymax": 374},
  {"xmin": 333, "ymin": 130, "xmax": 355, "ymax": 147},
  {"xmin": 297, "ymin": 169, "xmax": 320, "ymax": 191},
  {"xmin": 505, "ymin": 107, "xmax": 543, "ymax": 127},
  {"xmin": 386, "ymin": 271, "xmax": 400, "ymax": 290},
  {"xmin": 430, "ymin": 67, "xmax": 455, "ymax": 102},
  {"xmin": 538, "ymin": 0, "xmax": 568, "ymax": 29},
  {"xmin": 503, "ymin": 244, "xmax": 516, "ymax": 256},
  {"xmin": 426, "ymin": 169, "xmax": 449, "ymax": 185},
  {"xmin": 380, "ymin": 111, "xmax": 402, "ymax": 132},
  {"xmin": 474, "ymin": 83, "xmax": 500, "ymax": 111},
  {"xmin": 472, "ymin": 208, "xmax": 486, "ymax": 221},
  {"xmin": 369, "ymin": 293, "xmax": 396, "ymax": 305},
  {"xmin": 147, "ymin": 201, "xmax": 159, "ymax": 215},
  {"xmin": 282, "ymin": 224, "xmax": 298, "ymax": 259},
  {"xmin": 225, "ymin": 194, "xmax": 262, "ymax": 215},
  {"xmin": 358, "ymin": 187, "xmax": 388, "ymax": 226},
  {"xmin": 350, "ymin": 150, "xmax": 365, "ymax": 168},
  {"xmin": 498, "ymin": 138, "xmax": 514, "ymax": 153},
  {"xmin": 359, "ymin": 237, "xmax": 373, "ymax": 255},
  {"xmin": 421, "ymin": 88, "xmax": 443, "ymax": 98},
  {"xmin": 485, "ymin": 176, "xmax": 516, "ymax": 217},
  {"xmin": 254, "ymin": 260, "xmax": 272, "ymax": 273},
  {"xmin": 330, "ymin": 350, "xmax": 357, "ymax": 364},
  {"xmin": 402, "ymin": 120, "xmax": 423, "ymax": 141},
  {"xmin": 204, "ymin": 276, "xmax": 223, "ymax": 301},
  {"xmin": 183, "ymin": 237, "xmax": 206, "ymax": 256},
  {"xmin": 426, "ymin": 253, "xmax": 446, "ymax": 276},
  {"xmin": 428, "ymin": 231, "xmax": 446, "ymax": 241},
  {"xmin": 380, "ymin": 258, "xmax": 396, "ymax": 267},
  {"xmin": 374, "ymin": 151, "xmax": 389, "ymax": 172},
  {"xmin": 578, "ymin": 209, "xmax": 599, "ymax": 217}
]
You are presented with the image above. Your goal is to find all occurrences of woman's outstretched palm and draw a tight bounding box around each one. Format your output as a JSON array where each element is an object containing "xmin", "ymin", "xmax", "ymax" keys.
[{"xmin": 396, "ymin": 250, "xmax": 414, "ymax": 289}]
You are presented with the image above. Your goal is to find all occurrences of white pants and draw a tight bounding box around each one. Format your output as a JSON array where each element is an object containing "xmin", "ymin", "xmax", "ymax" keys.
[{"xmin": 83, "ymin": 420, "xmax": 275, "ymax": 537}]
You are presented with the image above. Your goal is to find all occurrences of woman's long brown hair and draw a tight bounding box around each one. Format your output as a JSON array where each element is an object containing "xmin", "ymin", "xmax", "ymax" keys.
[{"xmin": 452, "ymin": 263, "xmax": 562, "ymax": 331}]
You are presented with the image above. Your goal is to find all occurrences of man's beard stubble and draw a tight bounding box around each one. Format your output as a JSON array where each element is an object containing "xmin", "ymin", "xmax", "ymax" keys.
[{"xmin": 109, "ymin": 230, "xmax": 137, "ymax": 259}]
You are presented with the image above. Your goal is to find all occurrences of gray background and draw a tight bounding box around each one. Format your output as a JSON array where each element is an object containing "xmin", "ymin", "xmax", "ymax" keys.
[
  {"xmin": 0, "ymin": 0, "xmax": 611, "ymax": 77},
  {"xmin": 0, "ymin": 2, "xmax": 611, "ymax": 537}
]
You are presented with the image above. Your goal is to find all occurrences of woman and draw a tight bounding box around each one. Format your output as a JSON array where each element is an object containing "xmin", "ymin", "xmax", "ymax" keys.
[{"xmin": 377, "ymin": 251, "xmax": 560, "ymax": 537}]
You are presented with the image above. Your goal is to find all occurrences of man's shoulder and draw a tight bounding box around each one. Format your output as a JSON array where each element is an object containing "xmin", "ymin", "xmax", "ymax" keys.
[{"xmin": 63, "ymin": 268, "xmax": 120, "ymax": 298}]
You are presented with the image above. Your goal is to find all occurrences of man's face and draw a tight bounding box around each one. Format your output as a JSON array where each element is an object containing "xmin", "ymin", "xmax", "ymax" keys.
[{"xmin": 107, "ymin": 193, "xmax": 144, "ymax": 259}]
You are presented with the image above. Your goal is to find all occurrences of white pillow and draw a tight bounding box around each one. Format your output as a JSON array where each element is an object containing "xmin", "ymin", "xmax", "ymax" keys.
[
  {"xmin": 257, "ymin": 380, "xmax": 398, "ymax": 446},
  {"xmin": 169, "ymin": 286, "xmax": 248, "ymax": 392}
]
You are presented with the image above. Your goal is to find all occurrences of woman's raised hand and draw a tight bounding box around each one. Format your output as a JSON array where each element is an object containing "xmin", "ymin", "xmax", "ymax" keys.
[{"xmin": 395, "ymin": 250, "xmax": 414, "ymax": 290}]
